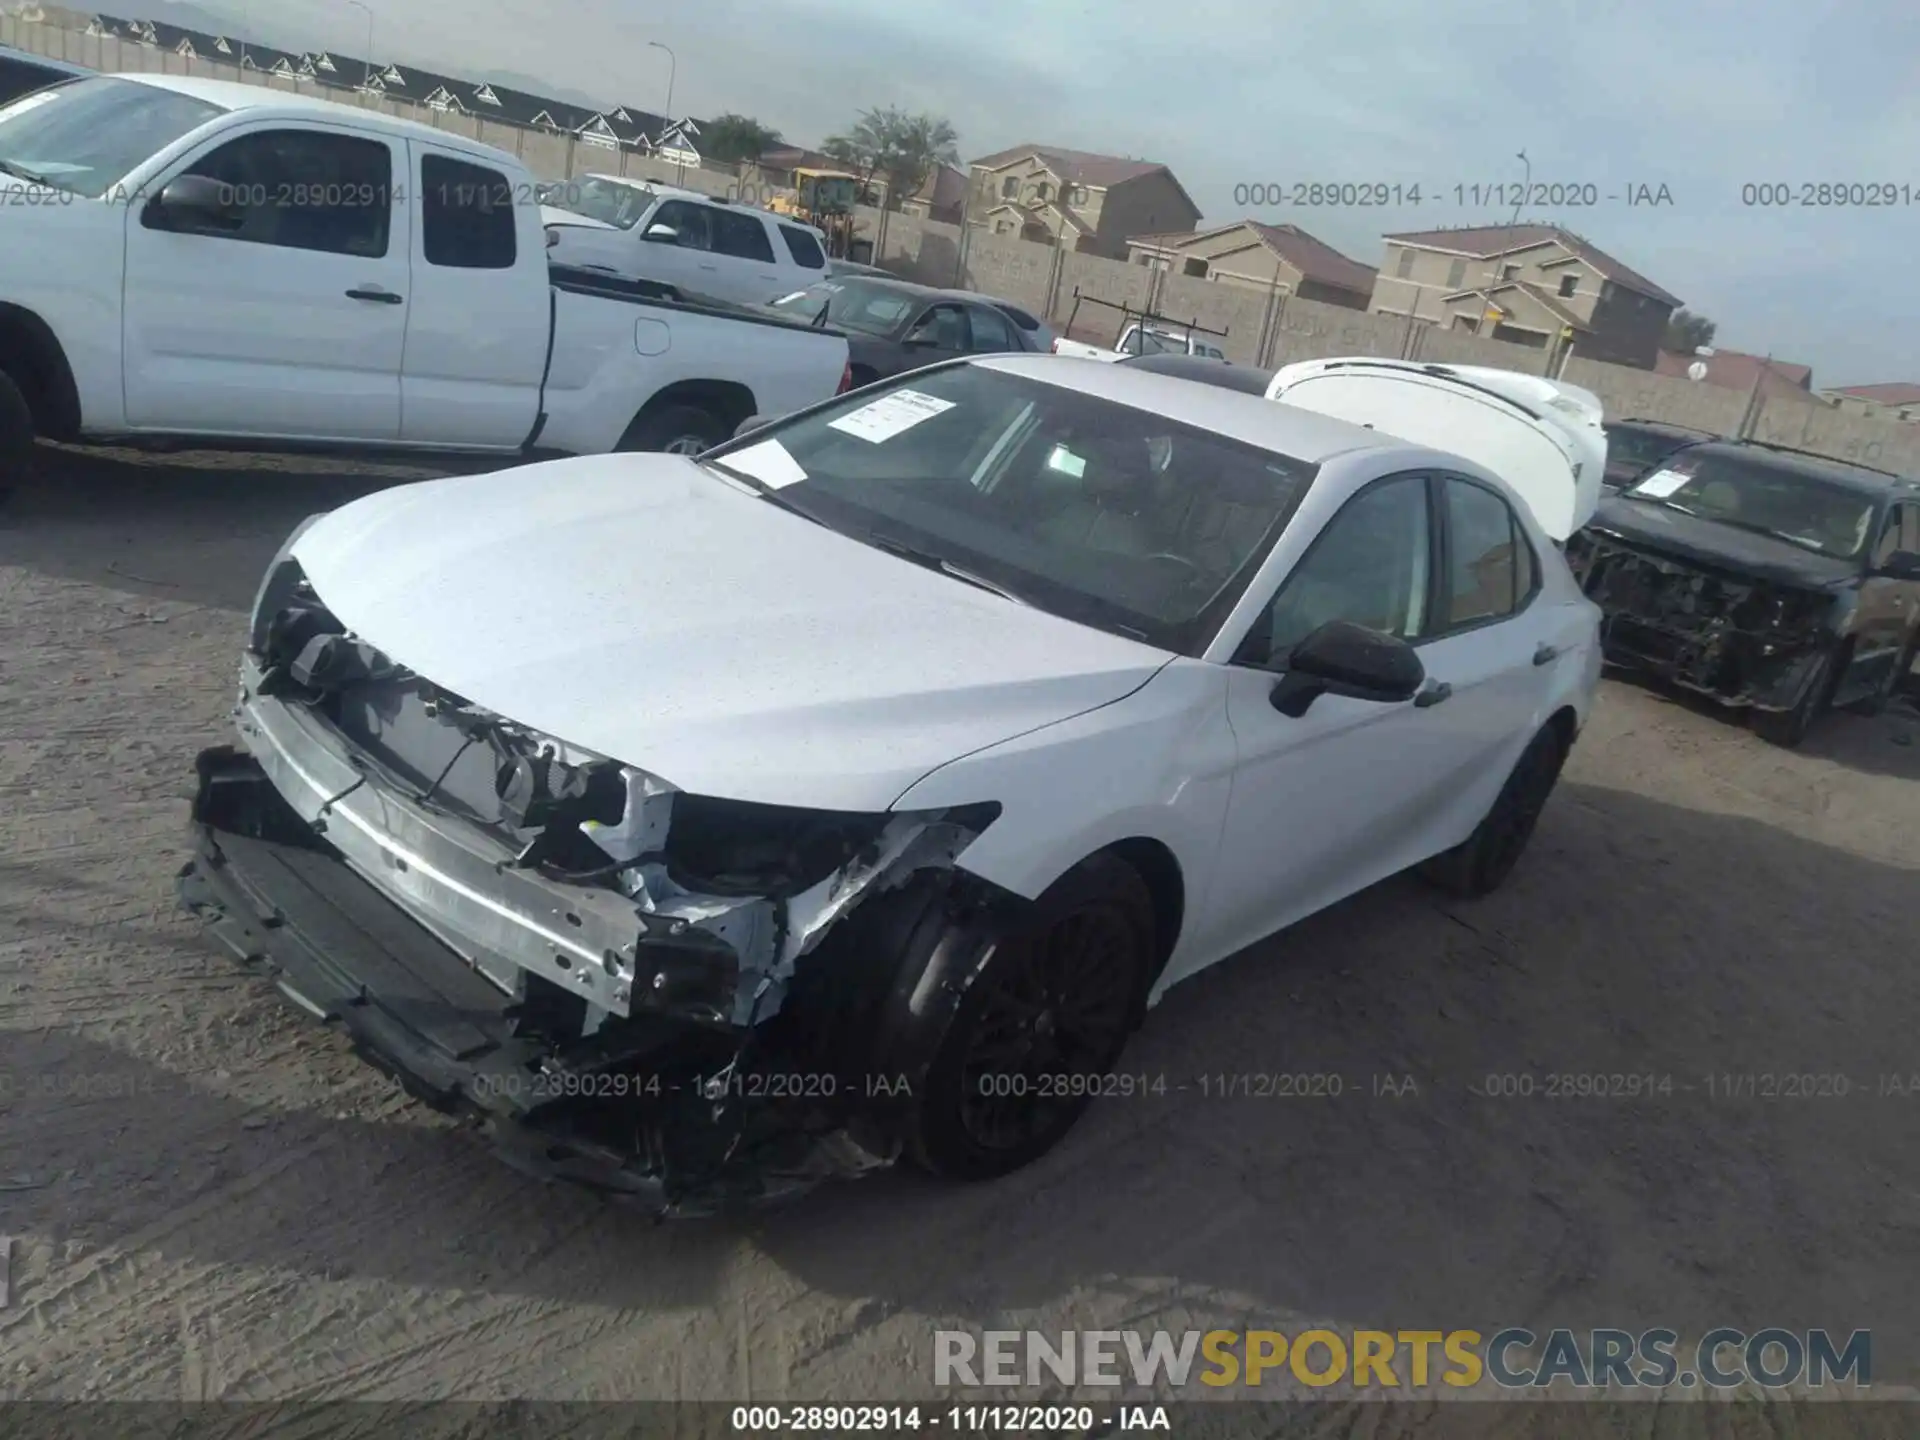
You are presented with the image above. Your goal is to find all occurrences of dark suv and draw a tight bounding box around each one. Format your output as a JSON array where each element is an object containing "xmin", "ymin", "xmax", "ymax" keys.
[
  {"xmin": 1566, "ymin": 439, "xmax": 1920, "ymax": 746},
  {"xmin": 1601, "ymin": 417, "xmax": 1719, "ymax": 491}
]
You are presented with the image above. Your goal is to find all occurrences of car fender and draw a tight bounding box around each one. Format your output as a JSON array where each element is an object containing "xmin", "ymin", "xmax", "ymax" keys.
[{"xmin": 890, "ymin": 659, "xmax": 1232, "ymax": 977}]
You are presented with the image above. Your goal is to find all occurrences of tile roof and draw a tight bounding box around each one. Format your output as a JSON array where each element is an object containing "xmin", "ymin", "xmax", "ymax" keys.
[
  {"xmin": 1653, "ymin": 347, "xmax": 1813, "ymax": 394},
  {"xmin": 1384, "ymin": 222, "xmax": 1682, "ymax": 308},
  {"xmin": 968, "ymin": 144, "xmax": 1169, "ymax": 187},
  {"xmin": 1124, "ymin": 221, "xmax": 1376, "ymax": 294},
  {"xmin": 1822, "ymin": 382, "xmax": 1920, "ymax": 406}
]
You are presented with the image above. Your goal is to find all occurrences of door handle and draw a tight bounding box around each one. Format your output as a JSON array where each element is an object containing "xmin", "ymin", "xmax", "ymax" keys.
[
  {"xmin": 1413, "ymin": 681, "xmax": 1452, "ymax": 708},
  {"xmin": 345, "ymin": 286, "xmax": 402, "ymax": 304},
  {"xmin": 1533, "ymin": 642, "xmax": 1560, "ymax": 666}
]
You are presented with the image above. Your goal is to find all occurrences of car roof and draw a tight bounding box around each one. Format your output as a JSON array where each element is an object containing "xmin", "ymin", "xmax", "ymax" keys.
[
  {"xmin": 0, "ymin": 44, "xmax": 92, "ymax": 76},
  {"xmin": 95, "ymin": 73, "xmax": 524, "ymax": 167},
  {"xmin": 1118, "ymin": 352, "xmax": 1276, "ymax": 394},
  {"xmin": 1681, "ymin": 438, "xmax": 1912, "ymax": 497},
  {"xmin": 972, "ymin": 354, "xmax": 1417, "ymax": 464}
]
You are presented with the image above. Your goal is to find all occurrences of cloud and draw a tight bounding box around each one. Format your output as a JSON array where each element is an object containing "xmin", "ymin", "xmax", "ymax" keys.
[{"xmin": 170, "ymin": 0, "xmax": 1917, "ymax": 385}]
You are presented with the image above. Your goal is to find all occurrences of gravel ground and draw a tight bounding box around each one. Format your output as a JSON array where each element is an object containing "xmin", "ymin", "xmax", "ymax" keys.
[{"xmin": 0, "ymin": 444, "xmax": 1916, "ymax": 1418}]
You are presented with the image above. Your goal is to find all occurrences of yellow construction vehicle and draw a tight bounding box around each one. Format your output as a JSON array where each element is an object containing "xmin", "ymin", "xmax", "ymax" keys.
[{"xmin": 769, "ymin": 167, "xmax": 861, "ymax": 257}]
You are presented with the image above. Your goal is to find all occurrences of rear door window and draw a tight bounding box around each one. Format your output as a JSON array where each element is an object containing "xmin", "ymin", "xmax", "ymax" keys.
[
  {"xmin": 780, "ymin": 224, "xmax": 827, "ymax": 269},
  {"xmin": 713, "ymin": 208, "xmax": 776, "ymax": 262}
]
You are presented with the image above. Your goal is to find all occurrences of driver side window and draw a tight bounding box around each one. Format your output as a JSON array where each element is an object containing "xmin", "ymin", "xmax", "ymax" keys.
[
  {"xmin": 907, "ymin": 304, "xmax": 969, "ymax": 350},
  {"xmin": 651, "ymin": 200, "xmax": 712, "ymax": 249},
  {"xmin": 1237, "ymin": 473, "xmax": 1433, "ymax": 669}
]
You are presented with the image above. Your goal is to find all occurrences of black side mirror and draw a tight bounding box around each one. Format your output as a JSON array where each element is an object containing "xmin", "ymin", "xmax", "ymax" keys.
[
  {"xmin": 143, "ymin": 173, "xmax": 239, "ymax": 231},
  {"xmin": 1877, "ymin": 549, "xmax": 1920, "ymax": 581},
  {"xmin": 1269, "ymin": 620, "xmax": 1425, "ymax": 717}
]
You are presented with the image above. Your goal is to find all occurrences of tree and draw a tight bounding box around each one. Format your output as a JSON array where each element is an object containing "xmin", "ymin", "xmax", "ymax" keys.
[
  {"xmin": 703, "ymin": 113, "xmax": 782, "ymax": 165},
  {"xmin": 1663, "ymin": 309, "xmax": 1717, "ymax": 354},
  {"xmin": 823, "ymin": 106, "xmax": 960, "ymax": 210}
]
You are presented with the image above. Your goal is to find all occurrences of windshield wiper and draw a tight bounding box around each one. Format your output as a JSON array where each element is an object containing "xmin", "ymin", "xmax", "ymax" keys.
[
  {"xmin": 863, "ymin": 534, "xmax": 1031, "ymax": 605},
  {"xmin": 0, "ymin": 159, "xmax": 53, "ymax": 185}
]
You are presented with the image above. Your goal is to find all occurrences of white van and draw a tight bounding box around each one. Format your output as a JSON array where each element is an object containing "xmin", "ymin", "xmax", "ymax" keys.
[{"xmin": 1264, "ymin": 357, "xmax": 1607, "ymax": 542}]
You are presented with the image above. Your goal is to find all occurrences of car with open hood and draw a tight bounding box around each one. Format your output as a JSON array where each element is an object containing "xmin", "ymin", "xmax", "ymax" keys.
[
  {"xmin": 178, "ymin": 354, "xmax": 1602, "ymax": 1216},
  {"xmin": 1566, "ymin": 439, "xmax": 1920, "ymax": 746}
]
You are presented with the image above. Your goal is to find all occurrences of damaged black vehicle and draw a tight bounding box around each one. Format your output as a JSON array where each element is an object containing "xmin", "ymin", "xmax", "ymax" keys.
[{"xmin": 1565, "ymin": 439, "xmax": 1920, "ymax": 747}]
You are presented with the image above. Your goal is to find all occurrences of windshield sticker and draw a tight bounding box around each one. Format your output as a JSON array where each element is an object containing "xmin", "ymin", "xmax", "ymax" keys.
[
  {"xmin": 719, "ymin": 438, "xmax": 810, "ymax": 489},
  {"xmin": 1047, "ymin": 444, "xmax": 1087, "ymax": 478},
  {"xmin": 1633, "ymin": 467, "xmax": 1693, "ymax": 498},
  {"xmin": 828, "ymin": 389, "xmax": 955, "ymax": 443}
]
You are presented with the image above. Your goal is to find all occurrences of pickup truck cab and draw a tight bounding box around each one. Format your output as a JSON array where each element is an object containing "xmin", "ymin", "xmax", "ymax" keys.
[
  {"xmin": 543, "ymin": 176, "xmax": 833, "ymax": 306},
  {"xmin": 1053, "ymin": 323, "xmax": 1228, "ymax": 362},
  {"xmin": 0, "ymin": 76, "xmax": 850, "ymax": 471}
]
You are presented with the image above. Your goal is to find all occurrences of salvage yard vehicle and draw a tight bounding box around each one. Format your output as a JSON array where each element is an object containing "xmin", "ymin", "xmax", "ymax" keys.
[
  {"xmin": 0, "ymin": 44, "xmax": 90, "ymax": 106},
  {"xmin": 767, "ymin": 276, "xmax": 1045, "ymax": 386},
  {"xmin": 544, "ymin": 179, "xmax": 834, "ymax": 306},
  {"xmin": 0, "ymin": 76, "xmax": 851, "ymax": 472},
  {"xmin": 1601, "ymin": 417, "xmax": 1719, "ymax": 491},
  {"xmin": 1261, "ymin": 357, "xmax": 1608, "ymax": 544},
  {"xmin": 1050, "ymin": 290, "xmax": 1230, "ymax": 361},
  {"xmin": 1566, "ymin": 439, "xmax": 1920, "ymax": 746},
  {"xmin": 178, "ymin": 354, "xmax": 1602, "ymax": 1215}
]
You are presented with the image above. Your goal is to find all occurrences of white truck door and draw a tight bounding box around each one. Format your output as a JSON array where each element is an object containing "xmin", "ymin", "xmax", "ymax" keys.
[
  {"xmin": 397, "ymin": 144, "xmax": 549, "ymax": 448},
  {"xmin": 122, "ymin": 123, "xmax": 409, "ymax": 439}
]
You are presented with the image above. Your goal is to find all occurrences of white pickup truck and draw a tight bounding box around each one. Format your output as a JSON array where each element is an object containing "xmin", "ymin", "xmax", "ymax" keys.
[
  {"xmin": 0, "ymin": 74, "xmax": 851, "ymax": 473},
  {"xmin": 1052, "ymin": 321, "xmax": 1229, "ymax": 362}
]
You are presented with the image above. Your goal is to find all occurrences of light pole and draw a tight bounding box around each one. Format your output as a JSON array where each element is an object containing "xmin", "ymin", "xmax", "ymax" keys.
[
  {"xmin": 648, "ymin": 41, "xmax": 678, "ymax": 182},
  {"xmin": 1481, "ymin": 149, "xmax": 1528, "ymax": 335},
  {"xmin": 343, "ymin": 0, "xmax": 374, "ymax": 94}
]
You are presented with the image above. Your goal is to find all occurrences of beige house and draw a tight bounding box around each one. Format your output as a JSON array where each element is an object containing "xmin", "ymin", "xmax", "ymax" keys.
[
  {"xmin": 965, "ymin": 145, "xmax": 1201, "ymax": 260},
  {"xmin": 900, "ymin": 163, "xmax": 968, "ymax": 225},
  {"xmin": 1819, "ymin": 383, "xmax": 1920, "ymax": 423},
  {"xmin": 1369, "ymin": 224, "xmax": 1682, "ymax": 369},
  {"xmin": 1124, "ymin": 221, "xmax": 1376, "ymax": 310}
]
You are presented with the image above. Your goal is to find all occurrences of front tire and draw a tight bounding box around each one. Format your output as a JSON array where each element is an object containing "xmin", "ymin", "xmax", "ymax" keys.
[
  {"xmin": 906, "ymin": 855, "xmax": 1156, "ymax": 1182},
  {"xmin": 1846, "ymin": 632, "xmax": 1917, "ymax": 717},
  {"xmin": 1751, "ymin": 646, "xmax": 1836, "ymax": 747},
  {"xmin": 1419, "ymin": 722, "xmax": 1568, "ymax": 899},
  {"xmin": 617, "ymin": 402, "xmax": 729, "ymax": 455}
]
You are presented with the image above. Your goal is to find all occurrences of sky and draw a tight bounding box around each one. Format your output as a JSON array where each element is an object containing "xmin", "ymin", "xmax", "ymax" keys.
[{"xmin": 152, "ymin": 0, "xmax": 1918, "ymax": 387}]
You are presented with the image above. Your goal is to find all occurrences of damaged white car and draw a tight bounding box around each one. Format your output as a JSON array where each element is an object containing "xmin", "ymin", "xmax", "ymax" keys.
[{"xmin": 179, "ymin": 354, "xmax": 1602, "ymax": 1215}]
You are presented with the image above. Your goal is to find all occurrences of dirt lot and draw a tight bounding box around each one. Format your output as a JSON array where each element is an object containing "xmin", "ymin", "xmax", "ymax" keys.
[{"xmin": 1, "ymin": 444, "xmax": 1917, "ymax": 1411}]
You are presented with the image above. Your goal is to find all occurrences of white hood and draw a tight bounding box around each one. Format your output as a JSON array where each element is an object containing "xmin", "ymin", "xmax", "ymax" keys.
[
  {"xmin": 540, "ymin": 204, "xmax": 617, "ymax": 230},
  {"xmin": 287, "ymin": 456, "xmax": 1172, "ymax": 813},
  {"xmin": 1265, "ymin": 357, "xmax": 1605, "ymax": 540}
]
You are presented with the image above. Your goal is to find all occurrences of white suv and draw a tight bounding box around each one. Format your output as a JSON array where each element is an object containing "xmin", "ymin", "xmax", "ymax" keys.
[{"xmin": 543, "ymin": 176, "xmax": 831, "ymax": 306}]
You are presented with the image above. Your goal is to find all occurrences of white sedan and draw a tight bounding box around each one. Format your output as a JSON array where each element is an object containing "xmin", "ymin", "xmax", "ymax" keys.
[{"xmin": 178, "ymin": 354, "xmax": 1602, "ymax": 1214}]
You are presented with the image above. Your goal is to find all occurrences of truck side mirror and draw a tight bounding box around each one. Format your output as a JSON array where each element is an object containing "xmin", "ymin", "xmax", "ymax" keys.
[
  {"xmin": 143, "ymin": 174, "xmax": 240, "ymax": 232},
  {"xmin": 642, "ymin": 223, "xmax": 679, "ymax": 243}
]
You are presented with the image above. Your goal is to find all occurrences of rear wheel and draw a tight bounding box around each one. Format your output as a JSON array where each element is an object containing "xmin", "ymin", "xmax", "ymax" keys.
[
  {"xmin": 0, "ymin": 368, "xmax": 34, "ymax": 487},
  {"xmin": 1751, "ymin": 647, "xmax": 1837, "ymax": 747},
  {"xmin": 1419, "ymin": 722, "xmax": 1569, "ymax": 898},
  {"xmin": 906, "ymin": 855, "xmax": 1155, "ymax": 1181},
  {"xmin": 617, "ymin": 403, "xmax": 729, "ymax": 455}
]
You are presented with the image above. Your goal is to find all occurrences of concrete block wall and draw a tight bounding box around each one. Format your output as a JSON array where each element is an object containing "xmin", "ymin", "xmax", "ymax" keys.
[{"xmin": 11, "ymin": 13, "xmax": 1920, "ymax": 475}]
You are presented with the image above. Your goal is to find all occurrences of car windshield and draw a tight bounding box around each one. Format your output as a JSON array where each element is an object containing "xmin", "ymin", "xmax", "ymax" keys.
[
  {"xmin": 554, "ymin": 176, "xmax": 655, "ymax": 228},
  {"xmin": 1606, "ymin": 425, "xmax": 1695, "ymax": 472},
  {"xmin": 1125, "ymin": 329, "xmax": 1198, "ymax": 356},
  {"xmin": 698, "ymin": 363, "xmax": 1320, "ymax": 652},
  {"xmin": 1626, "ymin": 453, "xmax": 1879, "ymax": 558},
  {"xmin": 770, "ymin": 278, "xmax": 920, "ymax": 334},
  {"xmin": 0, "ymin": 76, "xmax": 224, "ymax": 198}
]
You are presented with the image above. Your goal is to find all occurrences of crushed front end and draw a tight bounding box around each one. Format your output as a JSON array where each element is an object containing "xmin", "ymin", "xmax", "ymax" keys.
[
  {"xmin": 1564, "ymin": 530, "xmax": 1838, "ymax": 710},
  {"xmin": 176, "ymin": 552, "xmax": 1003, "ymax": 1216}
]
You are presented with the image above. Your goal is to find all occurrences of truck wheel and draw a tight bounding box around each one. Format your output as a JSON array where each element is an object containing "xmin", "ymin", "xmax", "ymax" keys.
[
  {"xmin": 1846, "ymin": 632, "xmax": 1917, "ymax": 717},
  {"xmin": 1751, "ymin": 647, "xmax": 1837, "ymax": 747},
  {"xmin": 618, "ymin": 403, "xmax": 728, "ymax": 455},
  {"xmin": 0, "ymin": 369, "xmax": 34, "ymax": 483},
  {"xmin": 904, "ymin": 854, "xmax": 1155, "ymax": 1182}
]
